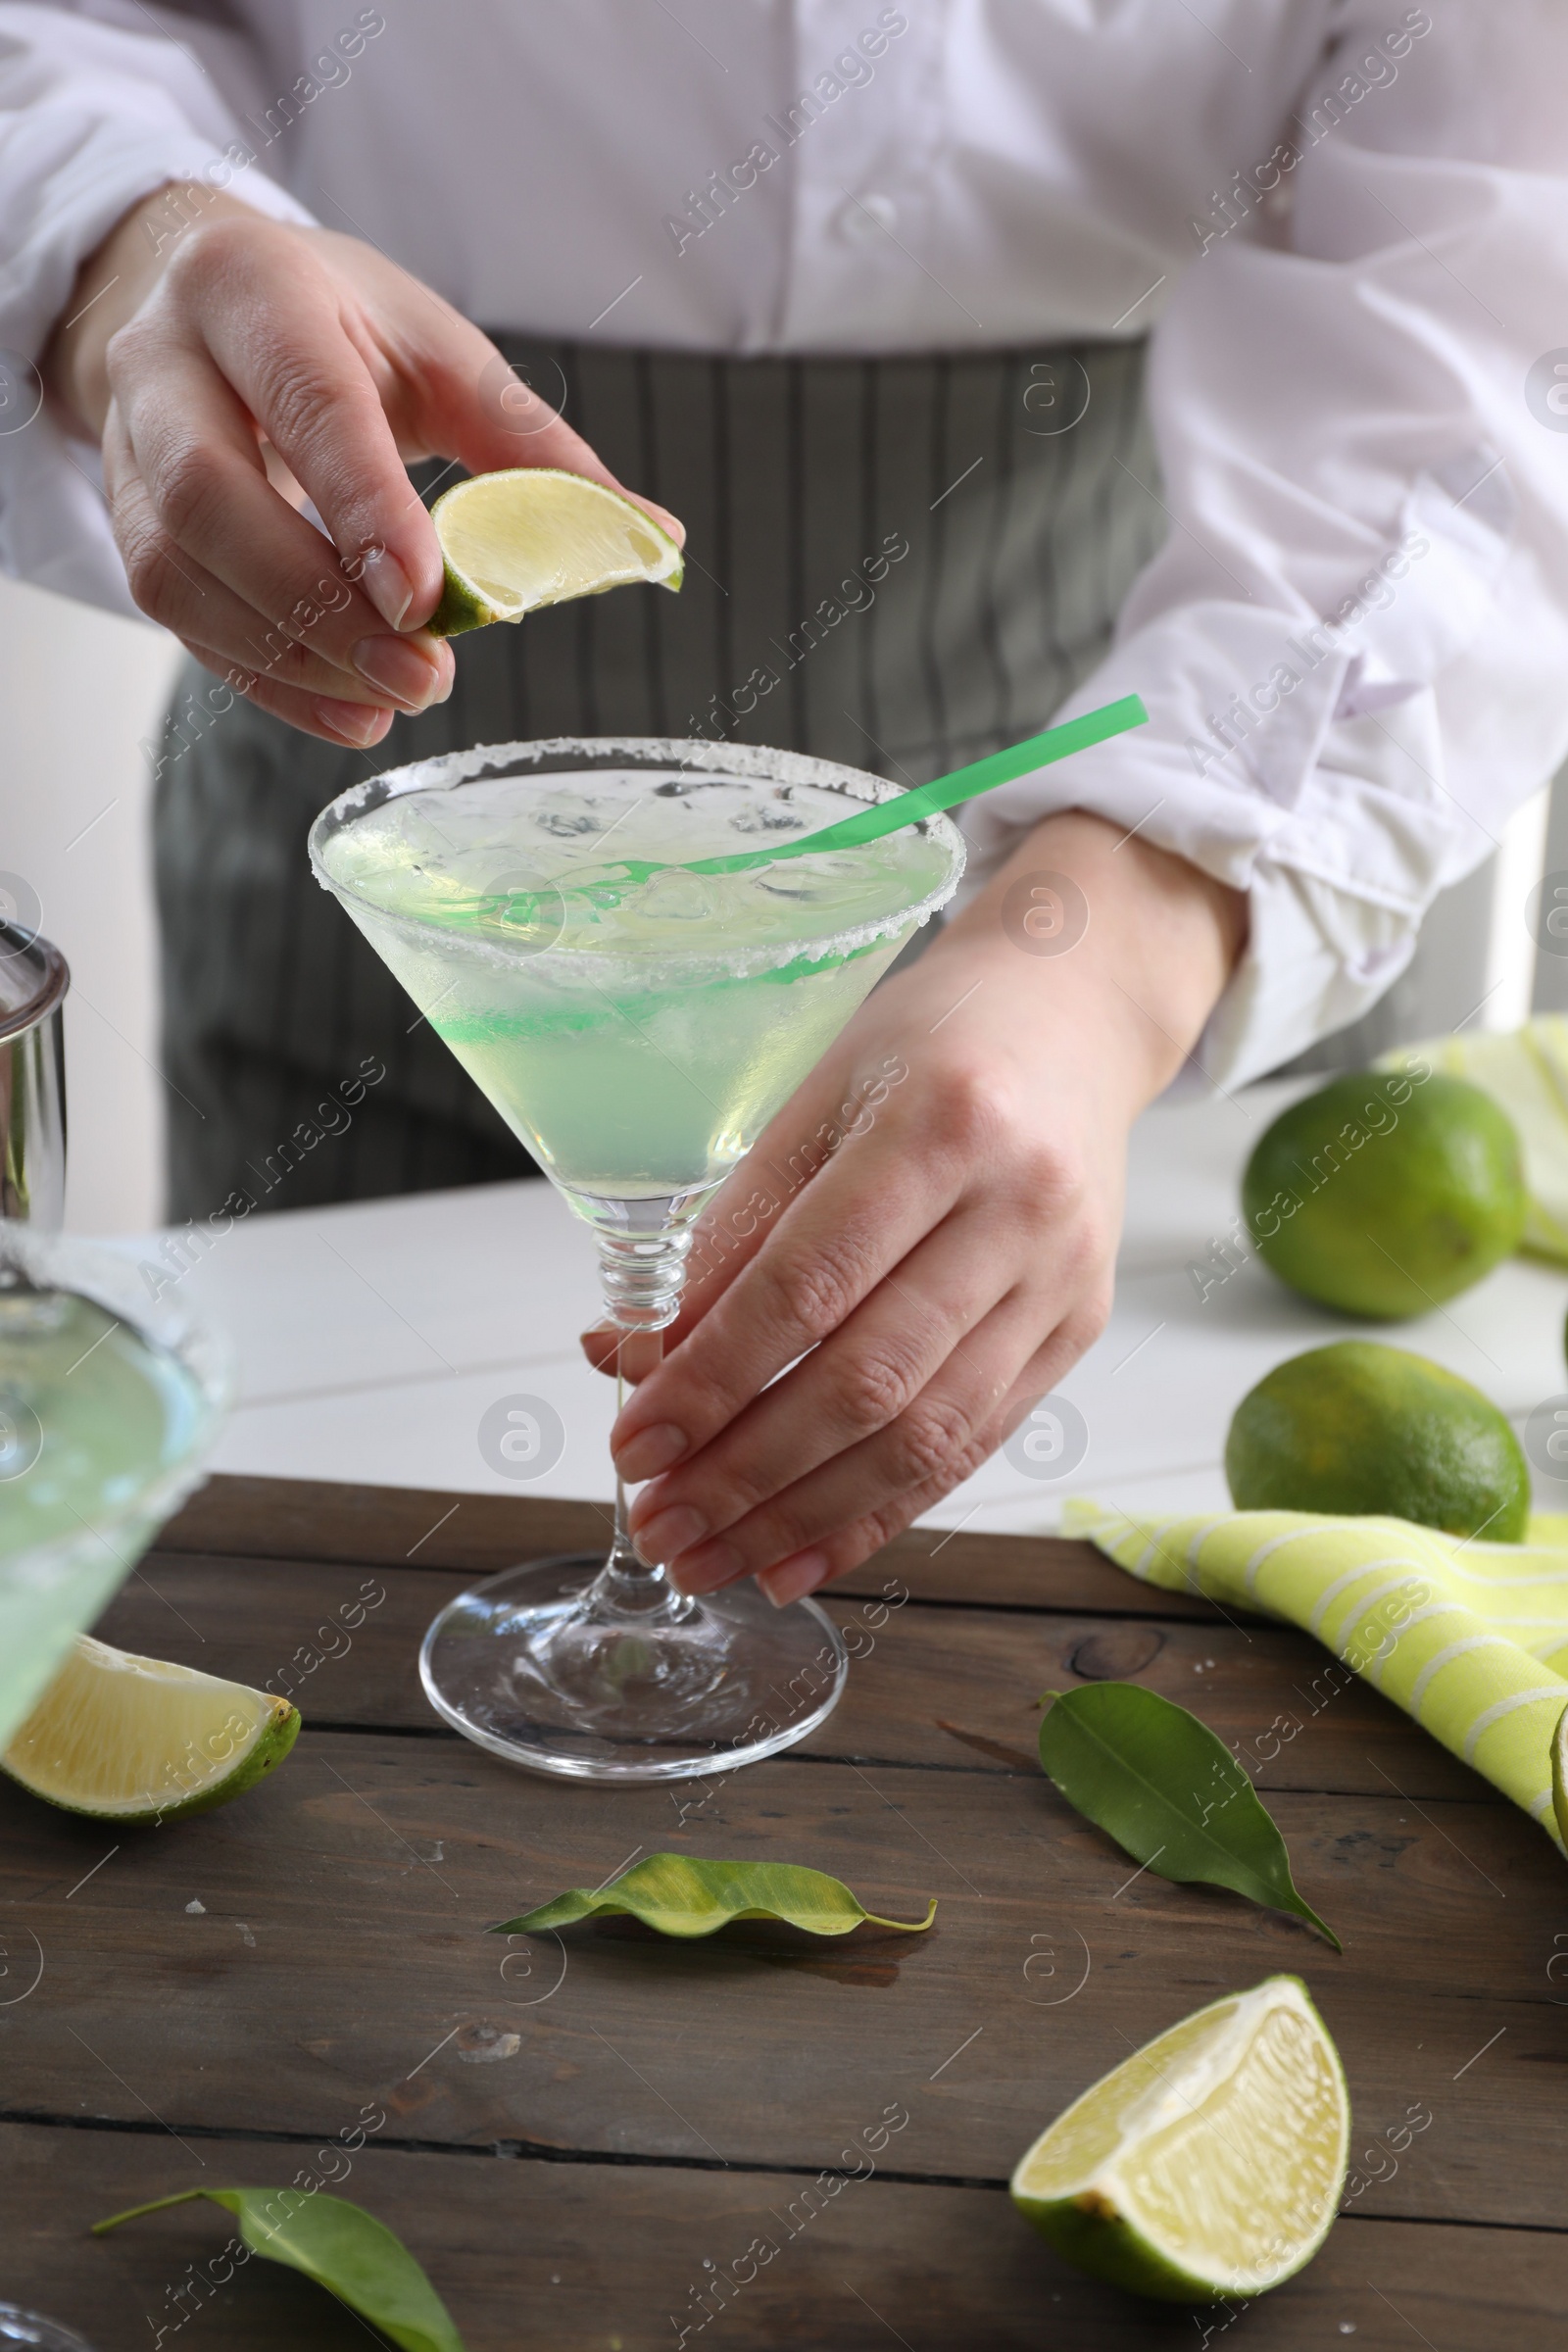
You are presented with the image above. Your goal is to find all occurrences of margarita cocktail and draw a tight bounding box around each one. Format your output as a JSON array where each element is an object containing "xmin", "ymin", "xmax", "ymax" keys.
[{"xmin": 310, "ymin": 737, "xmax": 963, "ymax": 1780}]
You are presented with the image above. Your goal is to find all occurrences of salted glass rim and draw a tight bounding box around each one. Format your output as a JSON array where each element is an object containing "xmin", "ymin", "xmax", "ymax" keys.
[{"xmin": 306, "ymin": 734, "xmax": 966, "ymax": 979}]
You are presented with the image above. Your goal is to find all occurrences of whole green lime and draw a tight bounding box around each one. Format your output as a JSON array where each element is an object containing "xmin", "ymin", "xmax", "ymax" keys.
[
  {"xmin": 1225, "ymin": 1340, "xmax": 1529, "ymax": 1540},
  {"xmin": 1242, "ymin": 1071, "xmax": 1525, "ymax": 1320}
]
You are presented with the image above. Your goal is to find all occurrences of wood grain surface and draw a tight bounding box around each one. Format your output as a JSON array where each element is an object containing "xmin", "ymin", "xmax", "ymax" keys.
[{"xmin": 3, "ymin": 1475, "xmax": 1563, "ymax": 2350}]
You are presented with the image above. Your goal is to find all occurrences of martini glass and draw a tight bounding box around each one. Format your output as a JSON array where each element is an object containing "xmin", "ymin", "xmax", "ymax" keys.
[{"xmin": 309, "ymin": 736, "xmax": 963, "ymax": 1782}]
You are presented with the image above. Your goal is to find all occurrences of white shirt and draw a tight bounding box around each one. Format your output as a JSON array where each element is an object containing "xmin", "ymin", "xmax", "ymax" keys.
[{"xmin": 3, "ymin": 0, "xmax": 1567, "ymax": 1084}]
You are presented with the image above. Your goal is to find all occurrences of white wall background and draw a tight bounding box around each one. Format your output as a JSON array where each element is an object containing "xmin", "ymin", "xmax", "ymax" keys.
[
  {"xmin": 2, "ymin": 572, "xmax": 179, "ymax": 1233},
  {"xmin": 0, "ymin": 567, "xmax": 1555, "ymax": 1239}
]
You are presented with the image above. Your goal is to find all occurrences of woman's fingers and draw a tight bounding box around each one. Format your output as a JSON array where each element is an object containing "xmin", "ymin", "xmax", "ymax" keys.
[
  {"xmin": 108, "ymin": 330, "xmax": 449, "ymax": 702},
  {"xmin": 578, "ymin": 1326, "xmax": 666, "ymax": 1383},
  {"xmin": 610, "ymin": 1107, "xmax": 960, "ymax": 1487},
  {"xmin": 109, "ymin": 454, "xmax": 450, "ymax": 711},
  {"xmin": 752, "ymin": 1337, "xmax": 1102, "ymax": 1603},
  {"xmin": 624, "ymin": 1203, "xmax": 1016, "ymax": 1559},
  {"xmin": 99, "ymin": 208, "xmax": 683, "ymax": 747},
  {"xmin": 664, "ymin": 1302, "xmax": 1098, "ymax": 1597},
  {"xmin": 152, "ymin": 216, "xmax": 447, "ymax": 632},
  {"xmin": 605, "ymin": 1042, "xmax": 933, "ymax": 1466},
  {"xmin": 175, "ymin": 642, "xmax": 398, "ymax": 749},
  {"xmin": 585, "ymin": 1030, "xmax": 911, "ymax": 1390},
  {"xmin": 175, "ymin": 617, "xmax": 444, "ymax": 712},
  {"xmin": 110, "ymin": 371, "xmax": 412, "ymax": 750},
  {"xmin": 750, "ymin": 1419, "xmax": 1030, "ymax": 1606},
  {"xmin": 579, "ymin": 1041, "xmax": 877, "ymax": 1385}
]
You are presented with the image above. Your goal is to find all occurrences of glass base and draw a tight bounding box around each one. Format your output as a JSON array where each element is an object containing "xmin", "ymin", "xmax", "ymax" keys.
[
  {"xmin": 0, "ymin": 2312, "xmax": 96, "ymax": 2351},
  {"xmin": 419, "ymin": 1552, "xmax": 849, "ymax": 1782}
]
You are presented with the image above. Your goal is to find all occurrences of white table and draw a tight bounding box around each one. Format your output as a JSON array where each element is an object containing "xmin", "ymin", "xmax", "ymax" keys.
[{"xmin": 112, "ymin": 1079, "xmax": 1568, "ymax": 1533}]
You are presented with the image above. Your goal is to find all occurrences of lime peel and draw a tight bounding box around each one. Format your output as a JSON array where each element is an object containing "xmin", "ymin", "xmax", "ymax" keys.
[
  {"xmin": 1243, "ymin": 1070, "xmax": 1525, "ymax": 1319},
  {"xmin": 1225, "ymin": 1339, "xmax": 1530, "ymax": 1542}
]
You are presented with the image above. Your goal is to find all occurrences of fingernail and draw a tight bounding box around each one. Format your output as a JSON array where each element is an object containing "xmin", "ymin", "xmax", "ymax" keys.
[
  {"xmin": 313, "ymin": 699, "xmax": 389, "ymax": 747},
  {"xmin": 360, "ymin": 547, "xmax": 415, "ymax": 630},
  {"xmin": 352, "ymin": 633, "xmax": 448, "ymax": 709},
  {"xmin": 667, "ymin": 1538, "xmax": 743, "ymax": 1595},
  {"xmin": 614, "ymin": 1422, "xmax": 688, "ymax": 1481},
  {"xmin": 758, "ymin": 1549, "xmax": 831, "ymax": 1609},
  {"xmin": 630, "ymin": 1503, "xmax": 708, "ymax": 1568}
]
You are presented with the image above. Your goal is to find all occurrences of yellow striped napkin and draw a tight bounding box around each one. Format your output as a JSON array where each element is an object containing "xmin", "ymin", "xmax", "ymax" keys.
[
  {"xmin": 1063, "ymin": 1499, "xmax": 1568, "ymax": 1851},
  {"xmin": 1379, "ymin": 1013, "xmax": 1568, "ymax": 1260}
]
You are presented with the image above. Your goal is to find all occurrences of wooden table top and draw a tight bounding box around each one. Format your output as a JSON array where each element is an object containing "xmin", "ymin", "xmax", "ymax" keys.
[{"xmin": 4, "ymin": 1475, "xmax": 1565, "ymax": 2349}]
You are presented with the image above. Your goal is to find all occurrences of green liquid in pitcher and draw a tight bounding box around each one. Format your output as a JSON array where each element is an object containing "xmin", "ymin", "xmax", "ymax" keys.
[{"xmin": 0, "ymin": 1291, "xmax": 208, "ymax": 1746}]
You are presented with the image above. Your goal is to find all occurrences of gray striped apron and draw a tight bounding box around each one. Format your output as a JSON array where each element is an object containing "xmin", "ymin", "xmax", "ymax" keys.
[{"xmin": 154, "ymin": 335, "xmax": 1162, "ymax": 1221}]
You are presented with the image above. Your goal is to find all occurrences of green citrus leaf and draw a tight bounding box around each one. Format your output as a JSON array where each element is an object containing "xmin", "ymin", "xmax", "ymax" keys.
[
  {"xmin": 92, "ymin": 2187, "xmax": 463, "ymax": 2351},
  {"xmin": 1037, "ymin": 1683, "xmax": 1341, "ymax": 1950},
  {"xmin": 493, "ymin": 1851, "xmax": 936, "ymax": 1939}
]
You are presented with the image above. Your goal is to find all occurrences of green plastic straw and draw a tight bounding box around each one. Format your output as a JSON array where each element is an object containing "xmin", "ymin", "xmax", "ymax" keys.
[{"xmin": 680, "ymin": 692, "xmax": 1149, "ymax": 875}]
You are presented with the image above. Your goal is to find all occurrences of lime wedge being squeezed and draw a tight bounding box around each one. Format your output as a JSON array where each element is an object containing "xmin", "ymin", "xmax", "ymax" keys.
[{"xmin": 429, "ymin": 466, "xmax": 683, "ymax": 634}]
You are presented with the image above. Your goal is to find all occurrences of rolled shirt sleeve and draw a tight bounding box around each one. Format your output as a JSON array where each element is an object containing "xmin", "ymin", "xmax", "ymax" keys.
[
  {"xmin": 962, "ymin": 0, "xmax": 1568, "ymax": 1087},
  {"xmin": 0, "ymin": 1, "xmax": 314, "ymax": 614}
]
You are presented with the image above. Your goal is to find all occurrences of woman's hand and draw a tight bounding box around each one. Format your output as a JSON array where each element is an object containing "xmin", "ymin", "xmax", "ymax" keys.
[
  {"xmin": 42, "ymin": 185, "xmax": 680, "ymax": 748},
  {"xmin": 585, "ymin": 809, "xmax": 1245, "ymax": 1602}
]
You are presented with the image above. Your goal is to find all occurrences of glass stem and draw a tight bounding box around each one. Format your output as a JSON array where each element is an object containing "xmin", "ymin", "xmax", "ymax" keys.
[
  {"xmin": 585, "ymin": 1215, "xmax": 695, "ymax": 1621},
  {"xmin": 590, "ymin": 1327, "xmax": 692, "ymax": 1620}
]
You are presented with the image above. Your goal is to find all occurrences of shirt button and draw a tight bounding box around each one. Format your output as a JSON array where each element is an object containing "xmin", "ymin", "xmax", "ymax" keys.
[{"xmin": 836, "ymin": 191, "xmax": 898, "ymax": 242}]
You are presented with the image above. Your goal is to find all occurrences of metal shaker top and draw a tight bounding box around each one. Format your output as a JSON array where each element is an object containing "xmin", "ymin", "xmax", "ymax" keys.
[{"xmin": 0, "ymin": 925, "xmax": 68, "ymax": 1040}]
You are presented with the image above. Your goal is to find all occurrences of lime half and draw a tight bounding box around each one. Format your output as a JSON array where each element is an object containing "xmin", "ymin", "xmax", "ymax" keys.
[
  {"xmin": 429, "ymin": 467, "xmax": 683, "ymax": 635},
  {"xmin": 2, "ymin": 1635, "xmax": 300, "ymax": 1822},
  {"xmin": 1010, "ymin": 1975, "xmax": 1348, "ymax": 2302}
]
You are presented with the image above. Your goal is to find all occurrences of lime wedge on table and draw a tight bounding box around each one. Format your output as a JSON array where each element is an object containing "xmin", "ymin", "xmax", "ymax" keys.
[
  {"xmin": 2, "ymin": 1635, "xmax": 299, "ymax": 1822},
  {"xmin": 429, "ymin": 467, "xmax": 683, "ymax": 635},
  {"xmin": 1010, "ymin": 1976, "xmax": 1348, "ymax": 2302}
]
